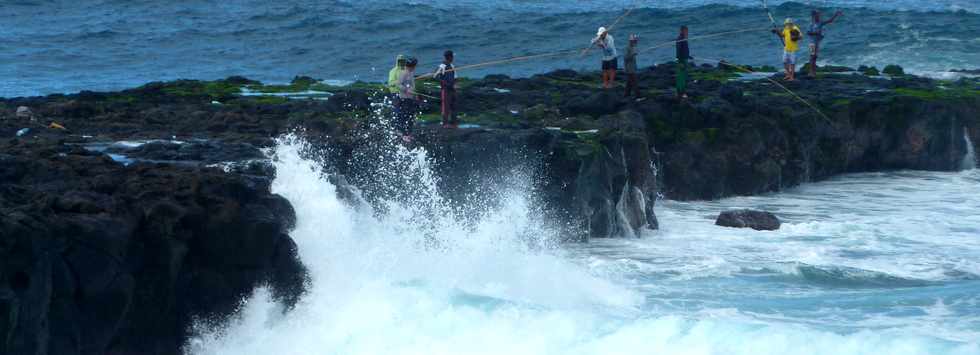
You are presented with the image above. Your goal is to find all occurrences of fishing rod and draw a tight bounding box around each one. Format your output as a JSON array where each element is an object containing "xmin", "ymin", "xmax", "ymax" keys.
[
  {"xmin": 639, "ymin": 27, "xmax": 771, "ymax": 54},
  {"xmin": 420, "ymin": 3, "xmax": 640, "ymax": 80},
  {"xmin": 416, "ymin": 27, "xmax": 770, "ymax": 81},
  {"xmin": 415, "ymin": 50, "xmax": 581, "ymax": 80},
  {"xmin": 694, "ymin": 56, "xmax": 833, "ymax": 124},
  {"xmin": 581, "ymin": 4, "xmax": 638, "ymax": 57},
  {"xmin": 762, "ymin": 0, "xmax": 785, "ymax": 46}
]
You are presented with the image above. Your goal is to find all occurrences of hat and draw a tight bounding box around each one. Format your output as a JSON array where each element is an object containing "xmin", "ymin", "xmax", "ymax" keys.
[
  {"xmin": 784, "ymin": 18, "xmax": 794, "ymax": 25},
  {"xmin": 405, "ymin": 57, "xmax": 418, "ymax": 67},
  {"xmin": 597, "ymin": 27, "xmax": 607, "ymax": 36},
  {"xmin": 629, "ymin": 34, "xmax": 638, "ymax": 41},
  {"xmin": 396, "ymin": 54, "xmax": 407, "ymax": 64}
]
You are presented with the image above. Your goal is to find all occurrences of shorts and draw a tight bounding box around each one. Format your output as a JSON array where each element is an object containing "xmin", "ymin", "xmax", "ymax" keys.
[
  {"xmin": 602, "ymin": 58, "xmax": 618, "ymax": 71},
  {"xmin": 783, "ymin": 51, "xmax": 797, "ymax": 65}
]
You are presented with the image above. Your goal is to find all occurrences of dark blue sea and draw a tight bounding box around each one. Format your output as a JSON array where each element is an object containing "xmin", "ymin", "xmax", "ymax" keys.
[
  {"xmin": 5, "ymin": 2, "xmax": 980, "ymax": 354},
  {"xmin": 1, "ymin": 0, "xmax": 979, "ymax": 97}
]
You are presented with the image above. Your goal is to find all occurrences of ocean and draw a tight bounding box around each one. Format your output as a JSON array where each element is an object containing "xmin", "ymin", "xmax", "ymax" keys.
[
  {"xmin": 6, "ymin": 2, "xmax": 978, "ymax": 354},
  {"xmin": 2, "ymin": 0, "xmax": 979, "ymax": 97},
  {"xmin": 185, "ymin": 135, "xmax": 979, "ymax": 355}
]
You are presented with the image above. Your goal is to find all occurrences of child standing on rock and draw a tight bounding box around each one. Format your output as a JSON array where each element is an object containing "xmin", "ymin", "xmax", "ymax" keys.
[
  {"xmin": 434, "ymin": 50, "xmax": 458, "ymax": 128},
  {"xmin": 396, "ymin": 57, "xmax": 419, "ymax": 142},
  {"xmin": 773, "ymin": 18, "xmax": 803, "ymax": 81}
]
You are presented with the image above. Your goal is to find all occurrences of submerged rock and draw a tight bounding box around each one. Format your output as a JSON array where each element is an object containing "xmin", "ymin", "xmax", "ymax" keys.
[{"xmin": 715, "ymin": 209, "xmax": 781, "ymax": 231}]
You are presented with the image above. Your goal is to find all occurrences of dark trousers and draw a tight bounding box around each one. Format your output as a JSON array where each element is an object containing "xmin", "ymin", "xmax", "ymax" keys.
[
  {"xmin": 809, "ymin": 41, "xmax": 821, "ymax": 76},
  {"xmin": 394, "ymin": 98, "xmax": 417, "ymax": 135},
  {"xmin": 441, "ymin": 88, "xmax": 457, "ymax": 125},
  {"xmin": 624, "ymin": 73, "xmax": 638, "ymax": 97},
  {"xmin": 676, "ymin": 58, "xmax": 688, "ymax": 95}
]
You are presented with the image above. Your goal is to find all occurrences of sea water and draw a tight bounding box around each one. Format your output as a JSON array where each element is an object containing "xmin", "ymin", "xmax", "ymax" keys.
[
  {"xmin": 187, "ymin": 136, "xmax": 980, "ymax": 355},
  {"xmin": 3, "ymin": 0, "xmax": 980, "ymax": 97}
]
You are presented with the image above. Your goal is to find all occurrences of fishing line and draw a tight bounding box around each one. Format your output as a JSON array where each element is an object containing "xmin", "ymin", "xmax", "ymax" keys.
[
  {"xmin": 695, "ymin": 56, "xmax": 833, "ymax": 124},
  {"xmin": 416, "ymin": 27, "xmax": 768, "ymax": 81},
  {"xmin": 639, "ymin": 27, "xmax": 771, "ymax": 53},
  {"xmin": 415, "ymin": 50, "xmax": 581, "ymax": 80},
  {"xmin": 419, "ymin": 3, "xmax": 641, "ymax": 79},
  {"xmin": 581, "ymin": 3, "xmax": 639, "ymax": 57}
]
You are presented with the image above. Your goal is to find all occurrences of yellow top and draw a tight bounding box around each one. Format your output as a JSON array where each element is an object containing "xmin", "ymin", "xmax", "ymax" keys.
[{"xmin": 782, "ymin": 25, "xmax": 802, "ymax": 52}]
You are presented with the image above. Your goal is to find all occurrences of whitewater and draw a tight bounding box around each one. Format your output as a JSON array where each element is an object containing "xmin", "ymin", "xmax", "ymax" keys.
[{"xmin": 186, "ymin": 135, "xmax": 980, "ymax": 355}]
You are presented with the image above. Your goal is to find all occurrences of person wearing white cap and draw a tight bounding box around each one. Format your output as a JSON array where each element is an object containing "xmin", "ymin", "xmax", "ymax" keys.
[
  {"xmin": 772, "ymin": 18, "xmax": 803, "ymax": 81},
  {"xmin": 591, "ymin": 26, "xmax": 619, "ymax": 89}
]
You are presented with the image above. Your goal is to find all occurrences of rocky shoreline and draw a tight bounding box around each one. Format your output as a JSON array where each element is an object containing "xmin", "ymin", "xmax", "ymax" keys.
[{"xmin": 2, "ymin": 63, "xmax": 978, "ymax": 354}]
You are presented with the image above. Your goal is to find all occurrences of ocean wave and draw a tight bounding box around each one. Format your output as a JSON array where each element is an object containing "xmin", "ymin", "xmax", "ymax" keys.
[
  {"xmin": 795, "ymin": 264, "xmax": 937, "ymax": 288},
  {"xmin": 4, "ymin": 1, "xmax": 980, "ymax": 97}
]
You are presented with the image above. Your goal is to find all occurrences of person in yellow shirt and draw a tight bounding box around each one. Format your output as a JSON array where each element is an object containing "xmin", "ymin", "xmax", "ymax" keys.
[
  {"xmin": 772, "ymin": 18, "xmax": 803, "ymax": 81},
  {"xmin": 387, "ymin": 55, "xmax": 407, "ymax": 95}
]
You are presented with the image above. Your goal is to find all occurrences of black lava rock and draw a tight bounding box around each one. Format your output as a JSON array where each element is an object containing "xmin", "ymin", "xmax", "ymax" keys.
[{"xmin": 715, "ymin": 209, "xmax": 781, "ymax": 231}]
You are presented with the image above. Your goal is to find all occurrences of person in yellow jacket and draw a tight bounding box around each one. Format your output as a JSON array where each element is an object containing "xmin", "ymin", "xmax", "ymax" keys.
[
  {"xmin": 387, "ymin": 55, "xmax": 407, "ymax": 95},
  {"xmin": 772, "ymin": 18, "xmax": 803, "ymax": 81}
]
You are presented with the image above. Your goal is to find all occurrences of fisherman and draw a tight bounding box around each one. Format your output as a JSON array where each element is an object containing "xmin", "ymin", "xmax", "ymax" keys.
[
  {"xmin": 773, "ymin": 18, "xmax": 803, "ymax": 81},
  {"xmin": 434, "ymin": 50, "xmax": 458, "ymax": 128},
  {"xmin": 624, "ymin": 34, "xmax": 639, "ymax": 98},
  {"xmin": 807, "ymin": 10, "xmax": 843, "ymax": 77},
  {"xmin": 591, "ymin": 27, "xmax": 618, "ymax": 89},
  {"xmin": 676, "ymin": 26, "xmax": 693, "ymax": 99},
  {"xmin": 387, "ymin": 54, "xmax": 407, "ymax": 96},
  {"xmin": 396, "ymin": 57, "xmax": 419, "ymax": 142}
]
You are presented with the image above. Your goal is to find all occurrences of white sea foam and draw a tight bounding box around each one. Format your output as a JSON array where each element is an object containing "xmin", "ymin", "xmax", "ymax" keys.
[{"xmin": 186, "ymin": 135, "xmax": 980, "ymax": 355}]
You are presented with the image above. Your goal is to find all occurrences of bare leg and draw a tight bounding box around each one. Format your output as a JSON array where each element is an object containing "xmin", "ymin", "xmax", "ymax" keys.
[
  {"xmin": 809, "ymin": 43, "xmax": 820, "ymax": 77},
  {"xmin": 609, "ymin": 70, "xmax": 617, "ymax": 88}
]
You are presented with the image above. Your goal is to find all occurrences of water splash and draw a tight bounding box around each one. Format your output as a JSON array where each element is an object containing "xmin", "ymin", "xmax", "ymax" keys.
[
  {"xmin": 963, "ymin": 128, "xmax": 977, "ymax": 170},
  {"xmin": 185, "ymin": 135, "xmax": 980, "ymax": 355}
]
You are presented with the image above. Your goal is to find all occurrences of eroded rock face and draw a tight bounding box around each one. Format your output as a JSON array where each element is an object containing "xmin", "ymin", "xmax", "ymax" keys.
[
  {"xmin": 0, "ymin": 139, "xmax": 306, "ymax": 355},
  {"xmin": 716, "ymin": 209, "xmax": 781, "ymax": 231},
  {"xmin": 399, "ymin": 114, "xmax": 658, "ymax": 241}
]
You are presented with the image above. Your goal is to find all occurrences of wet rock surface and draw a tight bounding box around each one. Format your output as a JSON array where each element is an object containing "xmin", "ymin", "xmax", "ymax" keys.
[
  {"xmin": 0, "ymin": 138, "xmax": 305, "ymax": 355},
  {"xmin": 716, "ymin": 209, "xmax": 782, "ymax": 231},
  {"xmin": 1, "ymin": 64, "xmax": 978, "ymax": 353}
]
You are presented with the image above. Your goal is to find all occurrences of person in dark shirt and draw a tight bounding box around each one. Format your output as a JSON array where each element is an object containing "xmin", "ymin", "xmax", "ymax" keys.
[
  {"xmin": 807, "ymin": 10, "xmax": 843, "ymax": 77},
  {"xmin": 624, "ymin": 34, "xmax": 639, "ymax": 98},
  {"xmin": 676, "ymin": 26, "xmax": 693, "ymax": 99},
  {"xmin": 434, "ymin": 50, "xmax": 458, "ymax": 128}
]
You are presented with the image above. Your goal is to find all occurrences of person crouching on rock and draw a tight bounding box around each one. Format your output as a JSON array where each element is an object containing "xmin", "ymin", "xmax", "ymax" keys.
[
  {"xmin": 396, "ymin": 57, "xmax": 419, "ymax": 142},
  {"xmin": 434, "ymin": 50, "xmax": 458, "ymax": 129},
  {"xmin": 624, "ymin": 34, "xmax": 640, "ymax": 98},
  {"xmin": 773, "ymin": 18, "xmax": 803, "ymax": 81},
  {"xmin": 676, "ymin": 26, "xmax": 693, "ymax": 99},
  {"xmin": 591, "ymin": 27, "xmax": 618, "ymax": 89}
]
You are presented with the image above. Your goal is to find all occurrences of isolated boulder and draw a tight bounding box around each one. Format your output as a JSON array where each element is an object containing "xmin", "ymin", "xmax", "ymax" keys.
[{"xmin": 715, "ymin": 209, "xmax": 781, "ymax": 231}]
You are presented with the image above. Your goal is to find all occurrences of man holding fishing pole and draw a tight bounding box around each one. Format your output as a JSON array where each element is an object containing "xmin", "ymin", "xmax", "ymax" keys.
[
  {"xmin": 807, "ymin": 10, "xmax": 843, "ymax": 77},
  {"xmin": 773, "ymin": 18, "xmax": 803, "ymax": 81},
  {"xmin": 591, "ymin": 27, "xmax": 619, "ymax": 89}
]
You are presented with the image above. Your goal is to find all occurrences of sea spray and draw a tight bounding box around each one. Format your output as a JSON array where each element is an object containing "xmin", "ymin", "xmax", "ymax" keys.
[
  {"xmin": 963, "ymin": 128, "xmax": 977, "ymax": 170},
  {"xmin": 186, "ymin": 135, "xmax": 980, "ymax": 355}
]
